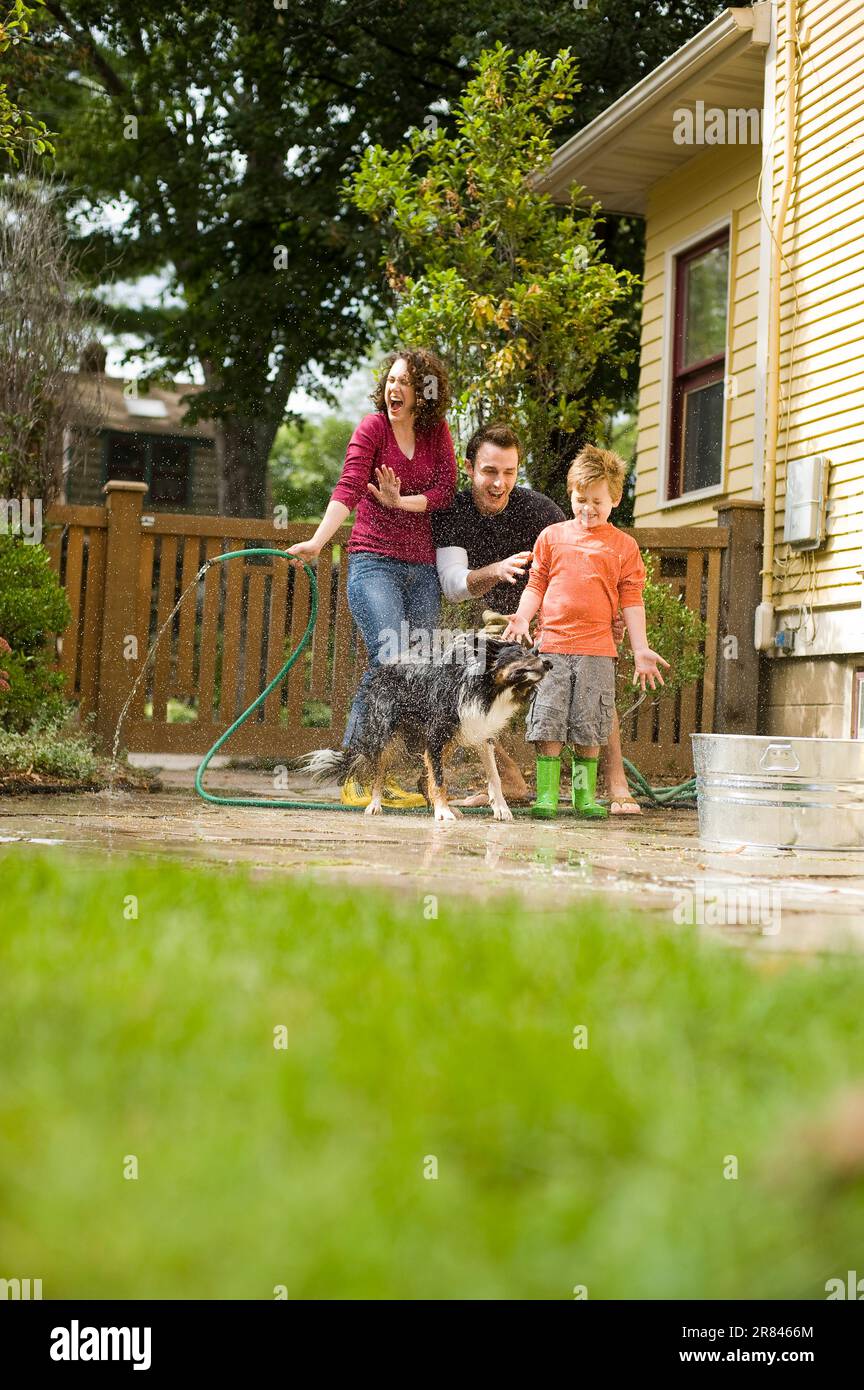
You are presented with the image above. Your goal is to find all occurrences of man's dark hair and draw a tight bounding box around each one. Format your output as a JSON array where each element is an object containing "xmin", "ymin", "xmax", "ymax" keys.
[{"xmin": 464, "ymin": 422, "xmax": 522, "ymax": 467}]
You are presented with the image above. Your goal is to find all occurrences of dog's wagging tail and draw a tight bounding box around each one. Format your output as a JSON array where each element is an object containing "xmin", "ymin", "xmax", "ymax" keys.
[{"xmin": 300, "ymin": 637, "xmax": 551, "ymax": 820}]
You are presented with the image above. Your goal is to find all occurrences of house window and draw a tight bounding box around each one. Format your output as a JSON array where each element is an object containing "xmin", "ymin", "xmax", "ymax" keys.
[
  {"xmin": 852, "ymin": 670, "xmax": 864, "ymax": 738},
  {"xmin": 104, "ymin": 432, "xmax": 192, "ymax": 507},
  {"xmin": 150, "ymin": 438, "xmax": 192, "ymax": 506},
  {"xmin": 668, "ymin": 230, "xmax": 729, "ymax": 499}
]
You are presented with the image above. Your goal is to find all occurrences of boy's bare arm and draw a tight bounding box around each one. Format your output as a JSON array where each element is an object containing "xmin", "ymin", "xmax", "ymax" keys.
[
  {"xmin": 621, "ymin": 605, "xmax": 670, "ymax": 690},
  {"xmin": 502, "ymin": 586, "xmax": 543, "ymax": 641}
]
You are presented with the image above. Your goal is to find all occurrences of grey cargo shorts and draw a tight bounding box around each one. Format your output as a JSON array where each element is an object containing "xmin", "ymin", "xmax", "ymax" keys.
[{"xmin": 526, "ymin": 652, "xmax": 616, "ymax": 746}]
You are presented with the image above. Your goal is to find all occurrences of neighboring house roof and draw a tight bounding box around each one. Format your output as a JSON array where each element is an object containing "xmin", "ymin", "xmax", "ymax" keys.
[
  {"xmin": 537, "ymin": 4, "xmax": 771, "ymax": 214},
  {"xmin": 67, "ymin": 371, "xmax": 217, "ymax": 441}
]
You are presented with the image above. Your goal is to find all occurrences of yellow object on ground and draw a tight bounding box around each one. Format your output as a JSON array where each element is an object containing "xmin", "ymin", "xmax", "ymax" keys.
[{"xmin": 339, "ymin": 777, "xmax": 427, "ymax": 809}]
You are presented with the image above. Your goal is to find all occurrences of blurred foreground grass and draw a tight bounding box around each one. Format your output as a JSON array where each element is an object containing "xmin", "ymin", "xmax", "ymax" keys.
[{"xmin": 1, "ymin": 851, "xmax": 863, "ymax": 1299}]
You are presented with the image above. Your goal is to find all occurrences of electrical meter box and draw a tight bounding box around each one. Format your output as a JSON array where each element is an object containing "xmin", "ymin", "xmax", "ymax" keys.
[{"xmin": 783, "ymin": 454, "xmax": 830, "ymax": 550}]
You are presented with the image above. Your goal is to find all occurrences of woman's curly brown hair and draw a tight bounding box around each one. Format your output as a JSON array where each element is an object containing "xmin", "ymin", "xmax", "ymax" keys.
[{"xmin": 370, "ymin": 348, "xmax": 451, "ymax": 433}]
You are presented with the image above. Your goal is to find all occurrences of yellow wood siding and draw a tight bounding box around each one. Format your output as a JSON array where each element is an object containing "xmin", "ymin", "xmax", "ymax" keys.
[
  {"xmin": 635, "ymin": 142, "xmax": 762, "ymax": 526},
  {"xmin": 768, "ymin": 0, "xmax": 864, "ymax": 613}
]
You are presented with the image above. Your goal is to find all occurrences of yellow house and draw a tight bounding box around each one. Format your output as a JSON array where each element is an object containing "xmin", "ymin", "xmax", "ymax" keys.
[{"xmin": 541, "ymin": 0, "xmax": 864, "ymax": 739}]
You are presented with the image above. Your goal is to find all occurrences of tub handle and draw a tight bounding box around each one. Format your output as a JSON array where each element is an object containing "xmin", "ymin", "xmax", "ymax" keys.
[{"xmin": 758, "ymin": 743, "xmax": 800, "ymax": 772}]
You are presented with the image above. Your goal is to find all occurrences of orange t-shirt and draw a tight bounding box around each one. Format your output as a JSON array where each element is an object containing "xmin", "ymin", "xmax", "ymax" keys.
[{"xmin": 525, "ymin": 520, "xmax": 646, "ymax": 656}]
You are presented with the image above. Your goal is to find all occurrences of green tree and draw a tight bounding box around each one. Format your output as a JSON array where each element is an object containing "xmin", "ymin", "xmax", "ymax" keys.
[
  {"xmin": 11, "ymin": 2, "xmax": 729, "ymax": 516},
  {"xmin": 270, "ymin": 416, "xmax": 354, "ymax": 522},
  {"xmin": 0, "ymin": 1, "xmax": 51, "ymax": 161},
  {"xmin": 348, "ymin": 45, "xmax": 637, "ymax": 499}
]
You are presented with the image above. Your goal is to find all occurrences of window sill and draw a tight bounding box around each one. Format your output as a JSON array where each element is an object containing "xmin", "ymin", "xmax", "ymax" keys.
[{"xmin": 657, "ymin": 485, "xmax": 727, "ymax": 512}]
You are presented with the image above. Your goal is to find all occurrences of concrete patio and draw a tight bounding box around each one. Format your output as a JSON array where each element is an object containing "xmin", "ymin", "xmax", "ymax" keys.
[{"xmin": 2, "ymin": 756, "xmax": 863, "ymax": 955}]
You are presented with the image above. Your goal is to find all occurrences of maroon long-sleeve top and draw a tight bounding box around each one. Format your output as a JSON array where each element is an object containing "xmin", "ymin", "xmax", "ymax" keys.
[{"xmin": 330, "ymin": 412, "xmax": 457, "ymax": 564}]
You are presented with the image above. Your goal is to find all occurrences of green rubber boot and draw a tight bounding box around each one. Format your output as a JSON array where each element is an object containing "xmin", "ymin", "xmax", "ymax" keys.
[
  {"xmin": 531, "ymin": 755, "xmax": 561, "ymax": 820},
  {"xmin": 571, "ymin": 755, "xmax": 608, "ymax": 819}
]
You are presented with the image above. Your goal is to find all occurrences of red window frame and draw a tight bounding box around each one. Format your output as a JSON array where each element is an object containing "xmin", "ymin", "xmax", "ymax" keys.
[{"xmin": 667, "ymin": 229, "xmax": 729, "ymax": 499}]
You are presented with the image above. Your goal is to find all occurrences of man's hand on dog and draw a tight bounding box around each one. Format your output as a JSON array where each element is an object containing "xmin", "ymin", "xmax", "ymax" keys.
[
  {"xmin": 367, "ymin": 465, "xmax": 402, "ymax": 508},
  {"xmin": 495, "ymin": 551, "xmax": 533, "ymax": 585},
  {"xmin": 632, "ymin": 646, "xmax": 670, "ymax": 691}
]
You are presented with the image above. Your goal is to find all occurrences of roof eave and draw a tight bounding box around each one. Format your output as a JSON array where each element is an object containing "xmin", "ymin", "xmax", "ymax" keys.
[{"xmin": 537, "ymin": 5, "xmax": 771, "ymax": 215}]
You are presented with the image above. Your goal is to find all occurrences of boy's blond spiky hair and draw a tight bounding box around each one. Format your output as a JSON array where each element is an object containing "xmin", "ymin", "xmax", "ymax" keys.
[{"xmin": 566, "ymin": 444, "xmax": 627, "ymax": 505}]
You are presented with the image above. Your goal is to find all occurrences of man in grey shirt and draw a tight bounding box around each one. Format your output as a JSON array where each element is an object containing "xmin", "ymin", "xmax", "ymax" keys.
[{"xmin": 432, "ymin": 422, "xmax": 640, "ymax": 812}]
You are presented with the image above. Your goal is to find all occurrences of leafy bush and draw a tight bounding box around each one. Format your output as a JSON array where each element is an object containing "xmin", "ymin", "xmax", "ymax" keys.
[
  {"xmin": 616, "ymin": 553, "xmax": 706, "ymax": 707},
  {"xmin": 0, "ymin": 534, "xmax": 71, "ymax": 731},
  {"xmin": 0, "ymin": 720, "xmax": 97, "ymax": 780}
]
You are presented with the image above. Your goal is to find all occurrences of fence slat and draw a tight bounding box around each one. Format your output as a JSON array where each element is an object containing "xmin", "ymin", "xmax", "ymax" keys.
[
  {"xmin": 679, "ymin": 550, "xmax": 703, "ymax": 743},
  {"xmin": 218, "ymin": 555, "xmax": 245, "ymax": 724},
  {"xmin": 196, "ymin": 538, "xmax": 223, "ymax": 724},
  {"xmin": 78, "ymin": 529, "xmax": 106, "ymax": 718},
  {"xmin": 242, "ymin": 568, "xmax": 266, "ymax": 713},
  {"xmin": 309, "ymin": 548, "xmax": 332, "ymax": 702},
  {"xmin": 59, "ymin": 527, "xmax": 85, "ymax": 692},
  {"xmin": 285, "ymin": 568, "xmax": 310, "ymax": 732},
  {"xmin": 330, "ymin": 554, "xmax": 353, "ymax": 727},
  {"xmin": 701, "ymin": 548, "xmax": 723, "ymax": 732},
  {"xmin": 174, "ymin": 536, "xmax": 201, "ymax": 699},
  {"xmin": 263, "ymin": 561, "xmax": 289, "ymax": 725},
  {"xmin": 132, "ymin": 533, "xmax": 155, "ymax": 723},
  {"xmin": 150, "ymin": 536, "xmax": 178, "ymax": 724}
]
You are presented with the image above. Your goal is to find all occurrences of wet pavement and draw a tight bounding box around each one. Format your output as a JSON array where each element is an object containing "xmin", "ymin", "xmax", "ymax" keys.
[{"xmin": 2, "ymin": 761, "xmax": 864, "ymax": 954}]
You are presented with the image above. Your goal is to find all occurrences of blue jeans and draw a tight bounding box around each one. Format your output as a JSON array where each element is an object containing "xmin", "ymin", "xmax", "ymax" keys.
[{"xmin": 343, "ymin": 552, "xmax": 441, "ymax": 747}]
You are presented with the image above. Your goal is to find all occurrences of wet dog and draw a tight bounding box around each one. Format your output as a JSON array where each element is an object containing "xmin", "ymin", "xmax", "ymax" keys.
[{"xmin": 303, "ymin": 635, "xmax": 550, "ymax": 820}]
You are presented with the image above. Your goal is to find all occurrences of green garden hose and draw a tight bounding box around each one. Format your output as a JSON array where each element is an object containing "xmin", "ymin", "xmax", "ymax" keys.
[
  {"xmin": 623, "ymin": 758, "xmax": 697, "ymax": 807},
  {"xmin": 193, "ymin": 548, "xmax": 695, "ymax": 812}
]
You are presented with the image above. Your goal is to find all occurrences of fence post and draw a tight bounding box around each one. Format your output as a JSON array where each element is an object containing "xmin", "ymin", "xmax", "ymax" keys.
[
  {"xmin": 95, "ymin": 480, "xmax": 148, "ymax": 754},
  {"xmin": 713, "ymin": 500, "xmax": 764, "ymax": 734}
]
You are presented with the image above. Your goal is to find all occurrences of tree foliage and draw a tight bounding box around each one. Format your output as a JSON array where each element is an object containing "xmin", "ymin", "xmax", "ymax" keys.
[
  {"xmin": 349, "ymin": 45, "xmax": 637, "ymax": 497},
  {"xmin": 0, "ymin": 2, "xmax": 52, "ymax": 161},
  {"xmin": 7, "ymin": 1, "xmax": 730, "ymax": 512},
  {"xmin": 270, "ymin": 416, "xmax": 354, "ymax": 522}
]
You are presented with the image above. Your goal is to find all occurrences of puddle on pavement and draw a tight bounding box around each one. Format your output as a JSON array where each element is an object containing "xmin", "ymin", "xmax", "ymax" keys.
[{"xmin": 2, "ymin": 788, "xmax": 864, "ymax": 954}]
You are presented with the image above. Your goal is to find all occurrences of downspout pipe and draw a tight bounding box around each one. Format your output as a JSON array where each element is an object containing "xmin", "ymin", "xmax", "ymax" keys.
[{"xmin": 755, "ymin": 0, "xmax": 798, "ymax": 650}]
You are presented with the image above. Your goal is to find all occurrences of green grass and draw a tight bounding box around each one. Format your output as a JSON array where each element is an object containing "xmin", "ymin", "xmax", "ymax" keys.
[{"xmin": 1, "ymin": 852, "xmax": 863, "ymax": 1300}]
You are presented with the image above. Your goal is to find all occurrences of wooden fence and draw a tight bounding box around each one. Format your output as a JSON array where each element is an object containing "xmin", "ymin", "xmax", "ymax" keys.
[{"xmin": 44, "ymin": 482, "xmax": 761, "ymax": 778}]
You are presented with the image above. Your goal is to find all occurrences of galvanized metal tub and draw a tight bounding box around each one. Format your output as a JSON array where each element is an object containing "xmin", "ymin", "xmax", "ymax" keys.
[{"xmin": 691, "ymin": 734, "xmax": 864, "ymax": 852}]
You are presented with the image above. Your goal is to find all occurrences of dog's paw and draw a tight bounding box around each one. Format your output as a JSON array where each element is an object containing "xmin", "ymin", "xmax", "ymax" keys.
[
  {"xmin": 434, "ymin": 805, "xmax": 457, "ymax": 822},
  {"xmin": 492, "ymin": 803, "xmax": 514, "ymax": 822},
  {"xmin": 364, "ymin": 802, "xmax": 383, "ymax": 816}
]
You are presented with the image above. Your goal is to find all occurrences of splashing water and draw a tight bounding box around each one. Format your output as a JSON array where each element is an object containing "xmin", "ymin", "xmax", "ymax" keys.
[{"xmin": 108, "ymin": 560, "xmax": 212, "ymax": 796}]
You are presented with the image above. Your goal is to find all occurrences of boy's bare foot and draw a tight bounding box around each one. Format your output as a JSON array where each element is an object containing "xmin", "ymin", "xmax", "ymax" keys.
[
  {"xmin": 451, "ymin": 786, "xmax": 533, "ymax": 808},
  {"xmin": 608, "ymin": 794, "xmax": 642, "ymax": 815}
]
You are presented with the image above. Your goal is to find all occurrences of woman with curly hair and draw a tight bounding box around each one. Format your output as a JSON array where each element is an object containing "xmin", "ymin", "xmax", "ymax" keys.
[{"xmin": 288, "ymin": 348, "xmax": 457, "ymax": 807}]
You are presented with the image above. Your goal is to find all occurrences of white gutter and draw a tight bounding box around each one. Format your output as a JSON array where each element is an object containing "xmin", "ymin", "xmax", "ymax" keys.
[{"xmin": 755, "ymin": 0, "xmax": 800, "ymax": 651}]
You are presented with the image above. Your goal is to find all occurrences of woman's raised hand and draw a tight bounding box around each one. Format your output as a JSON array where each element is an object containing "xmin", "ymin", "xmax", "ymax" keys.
[{"xmin": 367, "ymin": 465, "xmax": 402, "ymax": 509}]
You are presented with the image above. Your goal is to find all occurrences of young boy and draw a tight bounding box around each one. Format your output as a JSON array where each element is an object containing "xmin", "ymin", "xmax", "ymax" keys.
[{"xmin": 503, "ymin": 445, "xmax": 669, "ymax": 819}]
